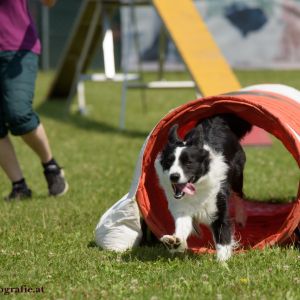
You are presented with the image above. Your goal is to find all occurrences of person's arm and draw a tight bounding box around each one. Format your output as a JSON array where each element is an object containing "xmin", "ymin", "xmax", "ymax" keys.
[{"xmin": 40, "ymin": 0, "xmax": 57, "ymax": 8}]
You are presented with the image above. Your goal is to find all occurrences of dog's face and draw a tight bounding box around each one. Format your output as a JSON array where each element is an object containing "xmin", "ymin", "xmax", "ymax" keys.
[{"xmin": 159, "ymin": 124, "xmax": 210, "ymax": 199}]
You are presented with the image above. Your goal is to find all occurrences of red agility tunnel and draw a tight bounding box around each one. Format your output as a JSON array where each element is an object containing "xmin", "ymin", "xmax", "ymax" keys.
[{"xmin": 136, "ymin": 86, "xmax": 300, "ymax": 253}]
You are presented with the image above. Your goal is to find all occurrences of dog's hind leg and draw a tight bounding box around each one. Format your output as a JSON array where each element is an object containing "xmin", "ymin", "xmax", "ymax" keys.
[
  {"xmin": 230, "ymin": 148, "xmax": 246, "ymax": 198},
  {"xmin": 230, "ymin": 150, "xmax": 248, "ymax": 227},
  {"xmin": 211, "ymin": 191, "xmax": 234, "ymax": 261},
  {"xmin": 211, "ymin": 219, "xmax": 233, "ymax": 262}
]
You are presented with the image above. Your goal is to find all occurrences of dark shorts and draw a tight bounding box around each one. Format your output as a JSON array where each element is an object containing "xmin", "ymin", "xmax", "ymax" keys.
[{"xmin": 0, "ymin": 50, "xmax": 40, "ymax": 138}]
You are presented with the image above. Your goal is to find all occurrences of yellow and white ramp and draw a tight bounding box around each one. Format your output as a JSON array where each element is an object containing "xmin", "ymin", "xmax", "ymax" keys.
[{"xmin": 152, "ymin": 0, "xmax": 241, "ymax": 95}]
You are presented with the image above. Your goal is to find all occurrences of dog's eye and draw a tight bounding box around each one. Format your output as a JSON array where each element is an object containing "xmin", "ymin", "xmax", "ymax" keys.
[
  {"xmin": 167, "ymin": 156, "xmax": 175, "ymax": 165},
  {"xmin": 161, "ymin": 154, "xmax": 175, "ymax": 170},
  {"xmin": 181, "ymin": 154, "xmax": 192, "ymax": 165}
]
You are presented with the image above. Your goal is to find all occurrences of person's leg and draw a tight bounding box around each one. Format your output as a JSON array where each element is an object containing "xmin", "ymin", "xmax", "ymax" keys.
[
  {"xmin": 21, "ymin": 124, "xmax": 69, "ymax": 197},
  {"xmin": 0, "ymin": 135, "xmax": 32, "ymax": 200},
  {"xmin": 0, "ymin": 135, "xmax": 23, "ymax": 182},
  {"xmin": 21, "ymin": 123, "xmax": 52, "ymax": 164},
  {"xmin": 0, "ymin": 51, "xmax": 32, "ymax": 200},
  {"xmin": 2, "ymin": 50, "xmax": 68, "ymax": 197}
]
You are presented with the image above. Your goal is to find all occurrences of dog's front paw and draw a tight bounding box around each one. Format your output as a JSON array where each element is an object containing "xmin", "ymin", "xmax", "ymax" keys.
[{"xmin": 160, "ymin": 235, "xmax": 186, "ymax": 253}]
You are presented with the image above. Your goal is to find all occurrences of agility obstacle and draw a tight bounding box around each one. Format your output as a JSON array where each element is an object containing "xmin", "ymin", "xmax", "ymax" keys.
[
  {"xmin": 152, "ymin": 0, "xmax": 241, "ymax": 96},
  {"xmin": 48, "ymin": 0, "xmax": 240, "ymax": 100},
  {"xmin": 47, "ymin": 0, "xmax": 102, "ymax": 100},
  {"xmin": 134, "ymin": 84, "xmax": 300, "ymax": 252},
  {"xmin": 95, "ymin": 84, "xmax": 299, "ymax": 252}
]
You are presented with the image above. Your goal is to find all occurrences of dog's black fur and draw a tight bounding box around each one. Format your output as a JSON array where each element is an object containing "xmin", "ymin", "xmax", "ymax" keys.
[{"xmin": 157, "ymin": 113, "xmax": 252, "ymax": 260}]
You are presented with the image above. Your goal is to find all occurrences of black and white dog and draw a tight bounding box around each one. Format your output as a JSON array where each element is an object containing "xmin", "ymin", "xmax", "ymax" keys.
[{"xmin": 154, "ymin": 114, "xmax": 252, "ymax": 261}]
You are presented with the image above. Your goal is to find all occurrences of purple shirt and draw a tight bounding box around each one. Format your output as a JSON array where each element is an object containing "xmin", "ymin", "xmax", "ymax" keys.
[{"xmin": 0, "ymin": 0, "xmax": 41, "ymax": 54}]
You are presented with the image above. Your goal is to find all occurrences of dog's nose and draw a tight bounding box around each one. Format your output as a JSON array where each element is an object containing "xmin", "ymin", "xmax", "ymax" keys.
[{"xmin": 170, "ymin": 173, "xmax": 180, "ymax": 182}]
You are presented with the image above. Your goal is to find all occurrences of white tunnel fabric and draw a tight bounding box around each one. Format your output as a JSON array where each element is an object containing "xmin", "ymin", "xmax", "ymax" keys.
[
  {"xmin": 95, "ymin": 193, "xmax": 142, "ymax": 252},
  {"xmin": 94, "ymin": 137, "xmax": 150, "ymax": 251}
]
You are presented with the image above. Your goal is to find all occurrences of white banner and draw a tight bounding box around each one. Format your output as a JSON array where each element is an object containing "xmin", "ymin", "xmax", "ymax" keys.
[{"xmin": 121, "ymin": 0, "xmax": 300, "ymax": 70}]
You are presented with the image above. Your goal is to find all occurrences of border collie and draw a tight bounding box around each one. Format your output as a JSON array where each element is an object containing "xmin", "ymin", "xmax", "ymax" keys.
[{"xmin": 154, "ymin": 114, "xmax": 252, "ymax": 261}]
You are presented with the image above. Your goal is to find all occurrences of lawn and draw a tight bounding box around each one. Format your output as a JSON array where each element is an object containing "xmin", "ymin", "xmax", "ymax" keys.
[{"xmin": 0, "ymin": 70, "xmax": 299, "ymax": 299}]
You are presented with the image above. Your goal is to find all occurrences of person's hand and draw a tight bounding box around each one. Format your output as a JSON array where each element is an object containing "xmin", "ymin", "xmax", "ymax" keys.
[{"xmin": 40, "ymin": 0, "xmax": 57, "ymax": 8}]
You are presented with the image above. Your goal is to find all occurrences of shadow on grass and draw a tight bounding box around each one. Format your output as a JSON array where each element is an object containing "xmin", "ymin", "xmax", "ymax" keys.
[
  {"xmin": 87, "ymin": 241, "xmax": 98, "ymax": 248},
  {"xmin": 120, "ymin": 246, "xmax": 203, "ymax": 262},
  {"xmin": 87, "ymin": 240, "xmax": 202, "ymax": 262},
  {"xmin": 36, "ymin": 100, "xmax": 149, "ymax": 139}
]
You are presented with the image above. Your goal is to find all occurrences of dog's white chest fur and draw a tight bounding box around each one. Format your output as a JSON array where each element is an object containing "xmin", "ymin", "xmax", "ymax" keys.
[{"xmin": 155, "ymin": 145, "xmax": 228, "ymax": 225}]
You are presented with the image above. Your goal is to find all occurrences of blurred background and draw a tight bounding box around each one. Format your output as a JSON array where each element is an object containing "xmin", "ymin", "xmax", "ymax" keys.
[{"xmin": 29, "ymin": 0, "xmax": 300, "ymax": 71}]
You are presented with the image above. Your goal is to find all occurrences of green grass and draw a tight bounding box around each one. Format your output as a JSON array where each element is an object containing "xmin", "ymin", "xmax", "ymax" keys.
[{"xmin": 0, "ymin": 70, "xmax": 299, "ymax": 299}]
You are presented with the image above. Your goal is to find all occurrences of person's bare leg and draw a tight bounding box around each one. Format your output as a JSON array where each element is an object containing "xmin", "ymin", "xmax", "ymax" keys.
[
  {"xmin": 21, "ymin": 123, "xmax": 52, "ymax": 163},
  {"xmin": 22, "ymin": 123, "xmax": 68, "ymax": 196},
  {"xmin": 0, "ymin": 135, "xmax": 23, "ymax": 182}
]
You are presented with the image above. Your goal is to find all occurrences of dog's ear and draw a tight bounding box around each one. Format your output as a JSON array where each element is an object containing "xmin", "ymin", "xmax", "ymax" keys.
[
  {"xmin": 185, "ymin": 124, "xmax": 204, "ymax": 148},
  {"xmin": 168, "ymin": 124, "xmax": 181, "ymax": 144}
]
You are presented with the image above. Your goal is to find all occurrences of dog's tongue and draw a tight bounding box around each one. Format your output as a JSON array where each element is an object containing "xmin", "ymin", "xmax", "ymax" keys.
[{"xmin": 182, "ymin": 182, "xmax": 196, "ymax": 195}]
